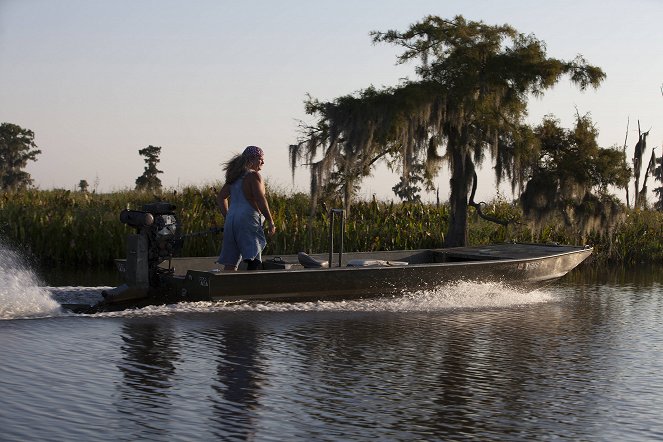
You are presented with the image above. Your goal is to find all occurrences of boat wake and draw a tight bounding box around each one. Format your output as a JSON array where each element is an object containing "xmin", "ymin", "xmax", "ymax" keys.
[
  {"xmin": 70, "ymin": 280, "xmax": 556, "ymax": 318},
  {"xmin": 208, "ymin": 280, "xmax": 556, "ymax": 313},
  {"xmin": 0, "ymin": 244, "xmax": 63, "ymax": 320},
  {"xmin": 0, "ymin": 244, "xmax": 555, "ymax": 320},
  {"xmin": 399, "ymin": 280, "xmax": 557, "ymax": 311}
]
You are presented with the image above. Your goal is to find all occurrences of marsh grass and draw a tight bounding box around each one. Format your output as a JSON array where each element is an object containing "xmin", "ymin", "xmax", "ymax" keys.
[{"xmin": 0, "ymin": 187, "xmax": 659, "ymax": 268}]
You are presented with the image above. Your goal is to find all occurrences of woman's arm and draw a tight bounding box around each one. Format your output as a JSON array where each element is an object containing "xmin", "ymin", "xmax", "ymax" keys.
[
  {"xmin": 216, "ymin": 183, "xmax": 231, "ymax": 217},
  {"xmin": 245, "ymin": 172, "xmax": 276, "ymax": 236}
]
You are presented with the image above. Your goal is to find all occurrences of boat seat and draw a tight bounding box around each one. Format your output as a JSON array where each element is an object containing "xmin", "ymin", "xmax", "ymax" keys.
[
  {"xmin": 346, "ymin": 259, "xmax": 408, "ymax": 267},
  {"xmin": 298, "ymin": 252, "xmax": 329, "ymax": 268}
]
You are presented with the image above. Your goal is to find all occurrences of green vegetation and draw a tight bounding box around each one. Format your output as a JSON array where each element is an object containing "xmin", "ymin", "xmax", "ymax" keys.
[
  {"xmin": 290, "ymin": 15, "xmax": 606, "ymax": 247},
  {"xmin": 1, "ymin": 187, "xmax": 662, "ymax": 269},
  {"xmin": 0, "ymin": 18, "xmax": 656, "ymax": 271}
]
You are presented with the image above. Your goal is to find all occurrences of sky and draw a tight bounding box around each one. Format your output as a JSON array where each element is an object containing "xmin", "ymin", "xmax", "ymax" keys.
[{"xmin": 1, "ymin": 0, "xmax": 662, "ymax": 202}]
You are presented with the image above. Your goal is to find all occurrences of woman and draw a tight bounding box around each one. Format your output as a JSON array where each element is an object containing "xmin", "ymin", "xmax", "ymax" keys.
[{"xmin": 216, "ymin": 145, "xmax": 276, "ymax": 271}]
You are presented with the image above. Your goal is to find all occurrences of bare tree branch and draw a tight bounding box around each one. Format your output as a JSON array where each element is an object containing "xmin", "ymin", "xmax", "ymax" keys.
[{"xmin": 468, "ymin": 170, "xmax": 515, "ymax": 227}]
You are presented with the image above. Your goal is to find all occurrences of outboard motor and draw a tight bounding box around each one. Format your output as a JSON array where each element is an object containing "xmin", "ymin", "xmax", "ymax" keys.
[{"xmin": 101, "ymin": 202, "xmax": 182, "ymax": 304}]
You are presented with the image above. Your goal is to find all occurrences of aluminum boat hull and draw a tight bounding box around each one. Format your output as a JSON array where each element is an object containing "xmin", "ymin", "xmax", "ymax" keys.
[{"xmin": 66, "ymin": 243, "xmax": 592, "ymax": 313}]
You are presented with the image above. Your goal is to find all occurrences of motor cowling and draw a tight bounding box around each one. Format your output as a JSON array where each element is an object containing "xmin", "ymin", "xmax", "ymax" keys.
[
  {"xmin": 118, "ymin": 202, "xmax": 182, "ymax": 289},
  {"xmin": 120, "ymin": 210, "xmax": 154, "ymax": 228}
]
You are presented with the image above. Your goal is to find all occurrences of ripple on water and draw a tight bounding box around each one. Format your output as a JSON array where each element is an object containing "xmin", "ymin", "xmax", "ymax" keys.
[{"xmin": 3, "ymin": 274, "xmax": 663, "ymax": 440}]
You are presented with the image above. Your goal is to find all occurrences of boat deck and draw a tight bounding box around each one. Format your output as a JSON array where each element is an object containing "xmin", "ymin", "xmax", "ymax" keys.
[
  {"xmin": 158, "ymin": 243, "xmax": 589, "ymax": 275},
  {"xmin": 443, "ymin": 243, "xmax": 585, "ymax": 260}
]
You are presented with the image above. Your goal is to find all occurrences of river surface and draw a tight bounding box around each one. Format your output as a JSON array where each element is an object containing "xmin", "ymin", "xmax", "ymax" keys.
[{"xmin": 2, "ymin": 247, "xmax": 663, "ymax": 441}]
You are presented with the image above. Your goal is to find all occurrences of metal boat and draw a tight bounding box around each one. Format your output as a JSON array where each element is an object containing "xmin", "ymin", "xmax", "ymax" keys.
[{"xmin": 64, "ymin": 202, "xmax": 592, "ymax": 313}]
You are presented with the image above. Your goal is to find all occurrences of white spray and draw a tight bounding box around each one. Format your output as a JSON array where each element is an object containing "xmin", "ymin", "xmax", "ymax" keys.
[
  {"xmin": 91, "ymin": 280, "xmax": 556, "ymax": 317},
  {"xmin": 0, "ymin": 243, "xmax": 61, "ymax": 319}
]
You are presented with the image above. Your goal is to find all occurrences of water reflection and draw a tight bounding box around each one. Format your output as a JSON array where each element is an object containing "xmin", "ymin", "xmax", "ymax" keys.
[
  {"xmin": 266, "ymin": 302, "xmax": 642, "ymax": 440},
  {"xmin": 564, "ymin": 262, "xmax": 663, "ymax": 287},
  {"xmin": 5, "ymin": 269, "xmax": 660, "ymax": 440},
  {"xmin": 206, "ymin": 321, "xmax": 265, "ymax": 440},
  {"xmin": 115, "ymin": 320, "xmax": 180, "ymax": 439},
  {"xmin": 293, "ymin": 314, "xmax": 511, "ymax": 438}
]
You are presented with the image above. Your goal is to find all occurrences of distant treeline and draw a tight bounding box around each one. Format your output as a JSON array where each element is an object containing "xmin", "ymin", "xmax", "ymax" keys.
[{"xmin": 1, "ymin": 187, "xmax": 662, "ymax": 268}]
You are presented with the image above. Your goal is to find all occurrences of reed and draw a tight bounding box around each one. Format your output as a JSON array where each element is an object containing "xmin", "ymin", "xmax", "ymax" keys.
[{"xmin": 1, "ymin": 187, "xmax": 660, "ymax": 268}]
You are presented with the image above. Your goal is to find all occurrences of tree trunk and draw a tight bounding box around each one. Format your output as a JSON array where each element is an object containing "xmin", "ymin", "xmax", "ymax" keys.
[
  {"xmin": 444, "ymin": 139, "xmax": 472, "ymax": 247},
  {"xmin": 343, "ymin": 180, "xmax": 352, "ymax": 216}
]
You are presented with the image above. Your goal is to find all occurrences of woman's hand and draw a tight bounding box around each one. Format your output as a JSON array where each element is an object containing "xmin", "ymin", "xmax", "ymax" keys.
[{"xmin": 267, "ymin": 222, "xmax": 276, "ymax": 236}]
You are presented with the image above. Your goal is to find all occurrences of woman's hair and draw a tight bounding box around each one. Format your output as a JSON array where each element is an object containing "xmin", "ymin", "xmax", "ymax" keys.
[
  {"xmin": 223, "ymin": 154, "xmax": 248, "ymax": 184},
  {"xmin": 223, "ymin": 146, "xmax": 264, "ymax": 184}
]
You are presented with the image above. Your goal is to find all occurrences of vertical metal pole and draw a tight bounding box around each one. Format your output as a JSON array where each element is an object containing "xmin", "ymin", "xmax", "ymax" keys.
[
  {"xmin": 338, "ymin": 210, "xmax": 344, "ymax": 267},
  {"xmin": 328, "ymin": 209, "xmax": 346, "ymax": 268},
  {"xmin": 328, "ymin": 210, "xmax": 334, "ymax": 268},
  {"xmin": 328, "ymin": 209, "xmax": 345, "ymax": 267}
]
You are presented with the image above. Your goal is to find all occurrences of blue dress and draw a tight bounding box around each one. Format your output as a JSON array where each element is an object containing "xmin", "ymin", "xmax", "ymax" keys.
[{"xmin": 217, "ymin": 174, "xmax": 266, "ymax": 266}]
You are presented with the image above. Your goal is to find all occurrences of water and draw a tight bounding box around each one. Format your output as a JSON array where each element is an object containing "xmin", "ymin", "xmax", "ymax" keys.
[{"xmin": 2, "ymin": 247, "xmax": 663, "ymax": 441}]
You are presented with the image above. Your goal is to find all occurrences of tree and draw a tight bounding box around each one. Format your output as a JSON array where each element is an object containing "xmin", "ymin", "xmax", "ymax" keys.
[
  {"xmin": 0, "ymin": 123, "xmax": 42, "ymax": 191},
  {"xmin": 290, "ymin": 88, "xmax": 415, "ymax": 215},
  {"xmin": 392, "ymin": 162, "xmax": 426, "ymax": 203},
  {"xmin": 652, "ymin": 150, "xmax": 663, "ymax": 211},
  {"xmin": 630, "ymin": 121, "xmax": 653, "ymax": 209},
  {"xmin": 135, "ymin": 145, "xmax": 163, "ymax": 191},
  {"xmin": 78, "ymin": 179, "xmax": 89, "ymax": 192},
  {"xmin": 520, "ymin": 114, "xmax": 630, "ymax": 242},
  {"xmin": 290, "ymin": 15, "xmax": 605, "ymax": 246}
]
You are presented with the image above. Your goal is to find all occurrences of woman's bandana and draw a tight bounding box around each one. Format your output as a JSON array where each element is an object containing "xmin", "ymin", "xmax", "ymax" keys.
[{"xmin": 242, "ymin": 145, "xmax": 264, "ymax": 161}]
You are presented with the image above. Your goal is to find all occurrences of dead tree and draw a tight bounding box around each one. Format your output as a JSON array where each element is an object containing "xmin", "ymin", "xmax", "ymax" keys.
[
  {"xmin": 623, "ymin": 118, "xmax": 630, "ymax": 208},
  {"xmin": 632, "ymin": 121, "xmax": 651, "ymax": 209}
]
